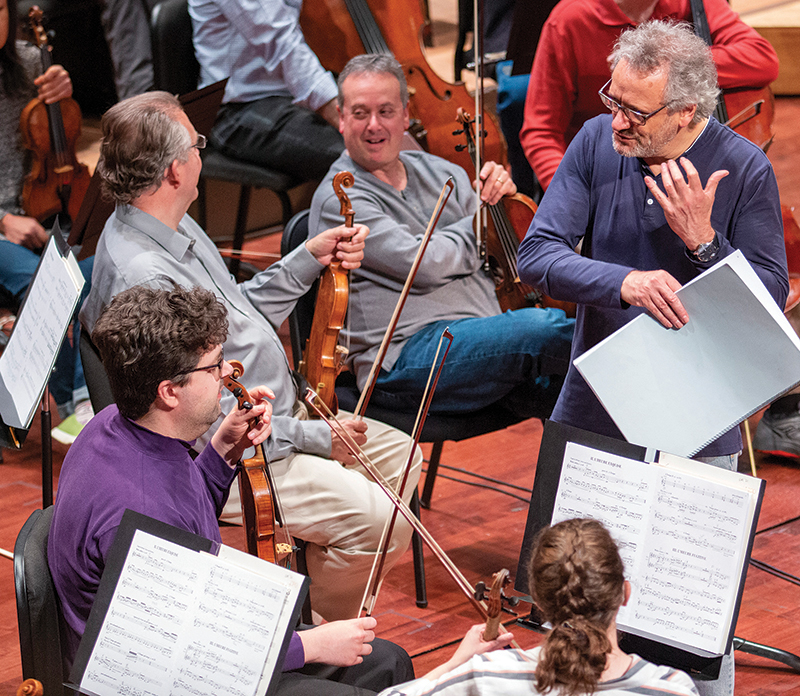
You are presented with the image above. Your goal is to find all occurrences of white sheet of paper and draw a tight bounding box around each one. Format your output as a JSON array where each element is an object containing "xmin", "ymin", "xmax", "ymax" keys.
[
  {"xmin": 0, "ymin": 236, "xmax": 84, "ymax": 427},
  {"xmin": 80, "ymin": 530, "xmax": 291, "ymax": 696},
  {"xmin": 574, "ymin": 251, "xmax": 800, "ymax": 456},
  {"xmin": 552, "ymin": 442, "xmax": 757, "ymax": 655}
]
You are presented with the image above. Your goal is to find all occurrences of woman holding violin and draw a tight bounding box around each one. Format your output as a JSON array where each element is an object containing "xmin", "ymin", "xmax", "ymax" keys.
[
  {"xmin": 378, "ymin": 518, "xmax": 698, "ymax": 696},
  {"xmin": 0, "ymin": 0, "xmax": 94, "ymax": 435}
]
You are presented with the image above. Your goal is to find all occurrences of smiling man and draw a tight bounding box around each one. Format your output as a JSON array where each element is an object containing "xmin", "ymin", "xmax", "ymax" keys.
[
  {"xmin": 308, "ymin": 54, "xmax": 574, "ymax": 421},
  {"xmin": 518, "ymin": 22, "xmax": 788, "ymax": 693}
]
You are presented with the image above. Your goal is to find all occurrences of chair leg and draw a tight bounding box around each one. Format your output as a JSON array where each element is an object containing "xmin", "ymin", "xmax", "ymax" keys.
[
  {"xmin": 276, "ymin": 190, "xmax": 293, "ymax": 228},
  {"xmin": 420, "ymin": 441, "xmax": 444, "ymax": 509},
  {"xmin": 410, "ymin": 489, "xmax": 427, "ymax": 608},
  {"xmin": 230, "ymin": 184, "xmax": 252, "ymax": 282},
  {"xmin": 293, "ymin": 538, "xmax": 313, "ymax": 625}
]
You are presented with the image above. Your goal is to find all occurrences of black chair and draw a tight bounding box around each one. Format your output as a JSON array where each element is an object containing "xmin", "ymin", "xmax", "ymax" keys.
[
  {"xmin": 150, "ymin": 0, "xmax": 298, "ymax": 279},
  {"xmin": 283, "ymin": 209, "xmax": 525, "ymax": 509},
  {"xmin": 14, "ymin": 506, "xmax": 72, "ymax": 696},
  {"xmin": 79, "ymin": 331, "xmax": 115, "ymax": 415}
]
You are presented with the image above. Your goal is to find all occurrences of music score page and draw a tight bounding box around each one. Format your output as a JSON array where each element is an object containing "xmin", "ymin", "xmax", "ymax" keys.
[
  {"xmin": 79, "ymin": 530, "xmax": 296, "ymax": 696},
  {"xmin": 552, "ymin": 442, "xmax": 760, "ymax": 656}
]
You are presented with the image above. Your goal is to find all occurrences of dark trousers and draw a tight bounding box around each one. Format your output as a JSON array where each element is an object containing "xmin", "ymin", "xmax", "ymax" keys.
[
  {"xmin": 211, "ymin": 96, "xmax": 345, "ymax": 182},
  {"xmin": 276, "ymin": 636, "xmax": 414, "ymax": 695}
]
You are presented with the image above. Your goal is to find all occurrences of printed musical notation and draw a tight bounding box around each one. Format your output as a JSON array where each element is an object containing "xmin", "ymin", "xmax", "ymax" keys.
[
  {"xmin": 80, "ymin": 530, "xmax": 298, "ymax": 696},
  {"xmin": 552, "ymin": 442, "xmax": 758, "ymax": 656}
]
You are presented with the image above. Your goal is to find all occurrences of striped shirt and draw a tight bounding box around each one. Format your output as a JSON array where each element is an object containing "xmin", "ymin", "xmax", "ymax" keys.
[{"xmin": 379, "ymin": 647, "xmax": 698, "ymax": 696}]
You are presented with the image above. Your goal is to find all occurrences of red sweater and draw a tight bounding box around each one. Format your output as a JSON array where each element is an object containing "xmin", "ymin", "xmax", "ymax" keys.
[{"xmin": 519, "ymin": 0, "xmax": 779, "ymax": 189}]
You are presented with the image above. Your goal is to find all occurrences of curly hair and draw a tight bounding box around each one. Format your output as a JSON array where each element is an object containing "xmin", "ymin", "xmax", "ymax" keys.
[
  {"xmin": 337, "ymin": 54, "xmax": 408, "ymax": 108},
  {"xmin": 96, "ymin": 91, "xmax": 192, "ymax": 204},
  {"xmin": 610, "ymin": 19, "xmax": 719, "ymax": 124},
  {"xmin": 91, "ymin": 285, "xmax": 228, "ymax": 420},
  {"xmin": 530, "ymin": 518, "xmax": 626, "ymax": 696}
]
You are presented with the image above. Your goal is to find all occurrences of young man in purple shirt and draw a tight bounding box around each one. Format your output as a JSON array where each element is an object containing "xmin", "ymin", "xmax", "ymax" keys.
[{"xmin": 48, "ymin": 285, "xmax": 413, "ymax": 695}]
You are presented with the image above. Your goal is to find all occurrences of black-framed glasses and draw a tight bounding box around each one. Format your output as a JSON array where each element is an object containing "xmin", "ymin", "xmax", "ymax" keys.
[
  {"xmin": 176, "ymin": 349, "xmax": 224, "ymax": 379},
  {"xmin": 192, "ymin": 134, "xmax": 207, "ymax": 150},
  {"xmin": 598, "ymin": 79, "xmax": 670, "ymax": 126}
]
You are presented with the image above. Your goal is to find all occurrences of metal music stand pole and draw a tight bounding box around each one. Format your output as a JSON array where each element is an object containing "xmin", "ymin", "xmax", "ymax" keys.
[{"xmin": 41, "ymin": 385, "xmax": 52, "ymax": 508}]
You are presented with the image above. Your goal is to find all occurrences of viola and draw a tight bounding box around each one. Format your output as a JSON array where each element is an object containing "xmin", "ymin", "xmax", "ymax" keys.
[
  {"xmin": 299, "ymin": 0, "xmax": 506, "ymax": 174},
  {"xmin": 224, "ymin": 360, "xmax": 293, "ymax": 566},
  {"xmin": 455, "ymin": 109, "xmax": 576, "ymax": 317},
  {"xmin": 20, "ymin": 6, "xmax": 91, "ymax": 224},
  {"xmin": 298, "ymin": 172, "xmax": 355, "ymax": 414}
]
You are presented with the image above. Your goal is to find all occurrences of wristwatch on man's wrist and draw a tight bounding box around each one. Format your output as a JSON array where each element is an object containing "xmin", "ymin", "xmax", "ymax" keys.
[{"xmin": 689, "ymin": 234, "xmax": 720, "ymax": 262}]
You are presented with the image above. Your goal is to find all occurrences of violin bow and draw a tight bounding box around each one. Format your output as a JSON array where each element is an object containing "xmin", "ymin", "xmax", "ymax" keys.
[
  {"xmin": 306, "ymin": 387, "xmax": 489, "ymax": 617},
  {"xmin": 359, "ymin": 327, "xmax": 454, "ymax": 617},
  {"xmin": 353, "ymin": 177, "xmax": 455, "ymax": 418}
]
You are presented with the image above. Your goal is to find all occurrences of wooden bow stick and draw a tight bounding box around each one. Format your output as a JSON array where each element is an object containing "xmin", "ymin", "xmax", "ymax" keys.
[
  {"xmin": 353, "ymin": 177, "xmax": 455, "ymax": 418},
  {"xmin": 304, "ymin": 388, "xmax": 521, "ymax": 650},
  {"xmin": 360, "ymin": 327, "xmax": 454, "ymax": 617}
]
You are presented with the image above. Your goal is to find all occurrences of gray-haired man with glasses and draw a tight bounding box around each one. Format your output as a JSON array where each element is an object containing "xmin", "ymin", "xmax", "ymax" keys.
[{"xmin": 519, "ymin": 21, "xmax": 788, "ymax": 695}]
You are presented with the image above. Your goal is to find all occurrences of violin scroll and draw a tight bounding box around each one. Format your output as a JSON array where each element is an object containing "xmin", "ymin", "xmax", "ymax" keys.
[{"xmin": 474, "ymin": 568, "xmax": 519, "ymax": 641}]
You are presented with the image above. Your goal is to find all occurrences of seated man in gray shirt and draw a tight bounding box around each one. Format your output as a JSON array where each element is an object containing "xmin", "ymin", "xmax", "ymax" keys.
[
  {"xmin": 309, "ymin": 55, "xmax": 575, "ymax": 420},
  {"xmin": 80, "ymin": 91, "xmax": 421, "ymax": 623}
]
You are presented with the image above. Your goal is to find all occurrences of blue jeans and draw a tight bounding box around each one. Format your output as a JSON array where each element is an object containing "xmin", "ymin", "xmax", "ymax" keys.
[
  {"xmin": 371, "ymin": 308, "xmax": 575, "ymax": 418},
  {"xmin": 0, "ymin": 239, "xmax": 93, "ymax": 415}
]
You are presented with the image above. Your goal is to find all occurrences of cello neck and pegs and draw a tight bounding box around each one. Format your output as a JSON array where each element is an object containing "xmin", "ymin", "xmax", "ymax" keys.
[{"xmin": 20, "ymin": 6, "xmax": 91, "ymax": 225}]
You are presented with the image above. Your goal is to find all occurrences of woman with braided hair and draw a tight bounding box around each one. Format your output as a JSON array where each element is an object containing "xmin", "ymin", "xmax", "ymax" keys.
[{"xmin": 379, "ymin": 518, "xmax": 698, "ymax": 696}]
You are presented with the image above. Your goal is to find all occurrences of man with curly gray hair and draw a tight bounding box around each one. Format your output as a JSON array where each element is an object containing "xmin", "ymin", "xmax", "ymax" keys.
[{"xmin": 519, "ymin": 21, "xmax": 788, "ymax": 694}]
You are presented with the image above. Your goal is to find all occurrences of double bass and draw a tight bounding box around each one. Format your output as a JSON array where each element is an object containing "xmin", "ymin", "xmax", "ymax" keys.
[
  {"xmin": 299, "ymin": 0, "xmax": 506, "ymax": 174},
  {"xmin": 20, "ymin": 7, "xmax": 91, "ymax": 224}
]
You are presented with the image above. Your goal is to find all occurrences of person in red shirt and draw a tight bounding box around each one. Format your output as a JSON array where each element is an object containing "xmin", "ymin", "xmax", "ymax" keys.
[{"xmin": 519, "ymin": 0, "xmax": 778, "ymax": 191}]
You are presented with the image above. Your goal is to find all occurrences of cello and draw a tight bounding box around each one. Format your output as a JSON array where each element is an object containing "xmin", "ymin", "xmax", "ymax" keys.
[
  {"xmin": 20, "ymin": 7, "xmax": 91, "ymax": 224},
  {"xmin": 299, "ymin": 0, "xmax": 506, "ymax": 174}
]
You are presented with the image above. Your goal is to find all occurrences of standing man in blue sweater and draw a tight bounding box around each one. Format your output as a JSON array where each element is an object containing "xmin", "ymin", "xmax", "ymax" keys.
[{"xmin": 518, "ymin": 20, "xmax": 788, "ymax": 696}]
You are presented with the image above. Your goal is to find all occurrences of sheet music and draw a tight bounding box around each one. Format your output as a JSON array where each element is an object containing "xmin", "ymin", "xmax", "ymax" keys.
[
  {"xmin": 552, "ymin": 442, "xmax": 756, "ymax": 656},
  {"xmin": 0, "ymin": 235, "xmax": 84, "ymax": 427},
  {"xmin": 80, "ymin": 530, "xmax": 292, "ymax": 696}
]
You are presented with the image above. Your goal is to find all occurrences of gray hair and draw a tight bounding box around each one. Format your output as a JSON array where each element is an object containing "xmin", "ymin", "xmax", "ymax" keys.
[
  {"xmin": 97, "ymin": 91, "xmax": 193, "ymax": 204},
  {"xmin": 337, "ymin": 54, "xmax": 409, "ymax": 108},
  {"xmin": 610, "ymin": 20, "xmax": 719, "ymax": 124}
]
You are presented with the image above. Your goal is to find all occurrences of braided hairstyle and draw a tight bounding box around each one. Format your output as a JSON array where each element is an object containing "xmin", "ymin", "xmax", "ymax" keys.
[{"xmin": 530, "ymin": 518, "xmax": 625, "ymax": 695}]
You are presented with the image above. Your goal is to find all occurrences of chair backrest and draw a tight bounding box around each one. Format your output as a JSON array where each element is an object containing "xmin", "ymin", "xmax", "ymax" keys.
[
  {"xmin": 79, "ymin": 330, "xmax": 115, "ymax": 414},
  {"xmin": 14, "ymin": 506, "xmax": 70, "ymax": 696},
  {"xmin": 280, "ymin": 210, "xmax": 317, "ymax": 370},
  {"xmin": 151, "ymin": 0, "xmax": 199, "ymax": 95}
]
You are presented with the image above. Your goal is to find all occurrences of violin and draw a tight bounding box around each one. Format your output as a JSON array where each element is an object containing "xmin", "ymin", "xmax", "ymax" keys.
[
  {"xmin": 474, "ymin": 568, "xmax": 519, "ymax": 641},
  {"xmin": 298, "ymin": 172, "xmax": 355, "ymax": 414},
  {"xmin": 455, "ymin": 109, "xmax": 576, "ymax": 317},
  {"xmin": 19, "ymin": 7, "xmax": 91, "ymax": 224},
  {"xmin": 223, "ymin": 360, "xmax": 293, "ymax": 566},
  {"xmin": 299, "ymin": 0, "xmax": 507, "ymax": 174}
]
